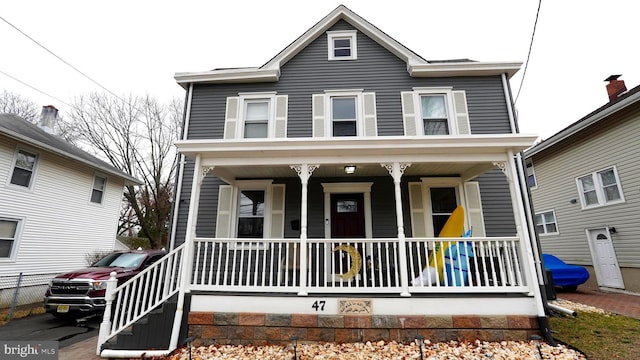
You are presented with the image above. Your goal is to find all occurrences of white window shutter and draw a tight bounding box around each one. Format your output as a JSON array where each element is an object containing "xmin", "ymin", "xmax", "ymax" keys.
[
  {"xmin": 312, "ymin": 94, "xmax": 325, "ymax": 137},
  {"xmin": 408, "ymin": 182, "xmax": 427, "ymax": 237},
  {"xmin": 363, "ymin": 92, "xmax": 377, "ymax": 136},
  {"xmin": 464, "ymin": 181, "xmax": 486, "ymax": 237},
  {"xmin": 401, "ymin": 91, "xmax": 417, "ymax": 136},
  {"xmin": 274, "ymin": 95, "xmax": 288, "ymax": 138},
  {"xmin": 224, "ymin": 97, "xmax": 239, "ymax": 139},
  {"xmin": 269, "ymin": 184, "xmax": 286, "ymax": 238},
  {"xmin": 215, "ymin": 185, "xmax": 234, "ymax": 238},
  {"xmin": 452, "ymin": 91, "xmax": 470, "ymax": 135}
]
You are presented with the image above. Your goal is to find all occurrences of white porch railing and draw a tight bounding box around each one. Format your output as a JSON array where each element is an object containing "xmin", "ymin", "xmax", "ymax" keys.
[
  {"xmin": 190, "ymin": 237, "xmax": 529, "ymax": 294},
  {"xmin": 97, "ymin": 244, "xmax": 185, "ymax": 351}
]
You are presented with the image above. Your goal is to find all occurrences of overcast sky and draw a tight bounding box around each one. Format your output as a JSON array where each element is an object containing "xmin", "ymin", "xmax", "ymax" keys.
[{"xmin": 2, "ymin": 0, "xmax": 638, "ymax": 140}]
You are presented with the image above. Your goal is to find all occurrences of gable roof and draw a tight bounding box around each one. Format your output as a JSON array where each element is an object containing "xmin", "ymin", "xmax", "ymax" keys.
[
  {"xmin": 0, "ymin": 113, "xmax": 141, "ymax": 185},
  {"xmin": 525, "ymin": 83, "xmax": 640, "ymax": 158},
  {"xmin": 174, "ymin": 5, "xmax": 521, "ymax": 87}
]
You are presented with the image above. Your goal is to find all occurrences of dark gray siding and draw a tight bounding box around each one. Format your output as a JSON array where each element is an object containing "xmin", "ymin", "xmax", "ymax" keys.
[{"xmin": 173, "ymin": 20, "xmax": 516, "ymax": 246}]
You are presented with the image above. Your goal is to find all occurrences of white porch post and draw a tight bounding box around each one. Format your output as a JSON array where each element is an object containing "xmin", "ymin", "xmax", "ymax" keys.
[
  {"xmin": 499, "ymin": 152, "xmax": 546, "ymax": 316},
  {"xmin": 169, "ymin": 155, "xmax": 206, "ymax": 350},
  {"xmin": 381, "ymin": 162, "xmax": 411, "ymax": 297},
  {"xmin": 291, "ymin": 164, "xmax": 319, "ymax": 296}
]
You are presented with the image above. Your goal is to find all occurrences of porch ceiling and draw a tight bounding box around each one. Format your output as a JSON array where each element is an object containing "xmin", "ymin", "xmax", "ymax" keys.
[{"xmin": 176, "ymin": 134, "xmax": 538, "ymax": 182}]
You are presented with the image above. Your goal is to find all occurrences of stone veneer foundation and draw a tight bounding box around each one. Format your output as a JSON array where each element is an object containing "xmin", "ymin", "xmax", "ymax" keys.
[{"xmin": 187, "ymin": 312, "xmax": 541, "ymax": 346}]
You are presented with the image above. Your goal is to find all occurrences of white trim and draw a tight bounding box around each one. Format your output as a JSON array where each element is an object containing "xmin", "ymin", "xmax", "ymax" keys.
[
  {"xmin": 410, "ymin": 88, "xmax": 457, "ymax": 136},
  {"xmin": 327, "ymin": 30, "xmax": 358, "ymax": 61},
  {"xmin": 326, "ymin": 91, "xmax": 363, "ymax": 136},
  {"xmin": 585, "ymin": 227, "xmax": 625, "ymax": 289},
  {"xmin": 409, "ymin": 62, "xmax": 522, "ymax": 79},
  {"xmin": 236, "ymin": 93, "xmax": 277, "ymax": 139},
  {"xmin": 575, "ymin": 165, "xmax": 625, "ymax": 209},
  {"xmin": 0, "ymin": 215, "xmax": 24, "ymax": 261},
  {"xmin": 321, "ymin": 182, "xmax": 373, "ymax": 239},
  {"xmin": 534, "ymin": 209, "xmax": 559, "ymax": 236}
]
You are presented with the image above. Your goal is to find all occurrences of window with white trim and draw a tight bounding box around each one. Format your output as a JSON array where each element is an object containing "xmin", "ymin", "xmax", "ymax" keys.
[
  {"xmin": 91, "ymin": 175, "xmax": 107, "ymax": 204},
  {"xmin": 576, "ymin": 166, "xmax": 624, "ymax": 208},
  {"xmin": 327, "ymin": 30, "xmax": 357, "ymax": 60},
  {"xmin": 525, "ymin": 158, "xmax": 536, "ymax": 188},
  {"xmin": 223, "ymin": 93, "xmax": 287, "ymax": 139},
  {"xmin": 243, "ymin": 99, "xmax": 270, "ymax": 138},
  {"xmin": 312, "ymin": 90, "xmax": 377, "ymax": 138},
  {"xmin": 0, "ymin": 218, "xmax": 20, "ymax": 259},
  {"xmin": 331, "ymin": 95, "xmax": 358, "ymax": 136},
  {"xmin": 401, "ymin": 87, "xmax": 470, "ymax": 136},
  {"xmin": 419, "ymin": 92, "xmax": 450, "ymax": 135},
  {"xmin": 534, "ymin": 210, "xmax": 558, "ymax": 235},
  {"xmin": 10, "ymin": 149, "xmax": 38, "ymax": 188},
  {"xmin": 237, "ymin": 189, "xmax": 265, "ymax": 238}
]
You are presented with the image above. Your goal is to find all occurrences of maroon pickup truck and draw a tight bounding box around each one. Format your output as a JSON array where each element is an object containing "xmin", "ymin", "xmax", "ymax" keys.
[{"xmin": 43, "ymin": 249, "xmax": 165, "ymax": 319}]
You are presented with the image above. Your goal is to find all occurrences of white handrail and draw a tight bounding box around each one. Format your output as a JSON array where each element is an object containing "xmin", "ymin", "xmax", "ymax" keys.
[{"xmin": 96, "ymin": 243, "xmax": 185, "ymax": 355}]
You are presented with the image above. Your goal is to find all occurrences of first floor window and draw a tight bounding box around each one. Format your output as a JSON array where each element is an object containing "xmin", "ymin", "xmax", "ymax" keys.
[
  {"xmin": 430, "ymin": 187, "xmax": 458, "ymax": 236},
  {"xmin": 420, "ymin": 95, "xmax": 449, "ymax": 135},
  {"xmin": 237, "ymin": 190, "xmax": 265, "ymax": 238},
  {"xmin": 535, "ymin": 210, "xmax": 558, "ymax": 235},
  {"xmin": 244, "ymin": 100, "xmax": 270, "ymax": 138},
  {"xmin": 10, "ymin": 149, "xmax": 38, "ymax": 187},
  {"xmin": 0, "ymin": 219, "xmax": 19, "ymax": 258},
  {"xmin": 577, "ymin": 166, "xmax": 624, "ymax": 208},
  {"xmin": 91, "ymin": 175, "xmax": 107, "ymax": 203},
  {"xmin": 331, "ymin": 96, "xmax": 357, "ymax": 136}
]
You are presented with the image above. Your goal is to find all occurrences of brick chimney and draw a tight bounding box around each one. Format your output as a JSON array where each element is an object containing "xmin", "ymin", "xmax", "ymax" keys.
[
  {"xmin": 605, "ymin": 75, "xmax": 627, "ymax": 102},
  {"xmin": 39, "ymin": 105, "xmax": 58, "ymax": 134}
]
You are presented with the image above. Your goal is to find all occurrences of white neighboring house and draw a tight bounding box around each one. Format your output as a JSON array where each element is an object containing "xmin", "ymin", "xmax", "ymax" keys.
[{"xmin": 0, "ymin": 107, "xmax": 140, "ymax": 307}]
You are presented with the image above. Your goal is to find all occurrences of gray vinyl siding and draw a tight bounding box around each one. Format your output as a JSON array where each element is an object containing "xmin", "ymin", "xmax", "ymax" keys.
[
  {"xmin": 475, "ymin": 170, "xmax": 517, "ymax": 236},
  {"xmin": 186, "ymin": 20, "xmax": 512, "ymax": 140},
  {"xmin": 529, "ymin": 106, "xmax": 640, "ymax": 267}
]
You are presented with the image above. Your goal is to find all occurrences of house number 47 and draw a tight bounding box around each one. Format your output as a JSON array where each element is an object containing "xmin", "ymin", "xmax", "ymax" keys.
[{"xmin": 311, "ymin": 300, "xmax": 326, "ymax": 311}]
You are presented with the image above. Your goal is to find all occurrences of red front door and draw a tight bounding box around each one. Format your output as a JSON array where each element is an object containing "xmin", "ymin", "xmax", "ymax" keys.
[{"xmin": 331, "ymin": 193, "xmax": 365, "ymax": 238}]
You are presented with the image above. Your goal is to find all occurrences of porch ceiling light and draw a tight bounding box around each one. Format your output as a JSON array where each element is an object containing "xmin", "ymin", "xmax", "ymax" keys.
[{"xmin": 344, "ymin": 165, "xmax": 356, "ymax": 174}]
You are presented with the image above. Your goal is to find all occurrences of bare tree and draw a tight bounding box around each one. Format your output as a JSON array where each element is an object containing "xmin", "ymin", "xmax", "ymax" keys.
[
  {"xmin": 63, "ymin": 92, "xmax": 183, "ymax": 249},
  {"xmin": 0, "ymin": 90, "xmax": 40, "ymax": 123}
]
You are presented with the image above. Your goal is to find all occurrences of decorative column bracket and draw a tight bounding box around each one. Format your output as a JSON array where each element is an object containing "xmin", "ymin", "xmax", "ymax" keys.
[
  {"xmin": 493, "ymin": 162, "xmax": 509, "ymax": 180},
  {"xmin": 199, "ymin": 166, "xmax": 215, "ymax": 185},
  {"xmin": 290, "ymin": 164, "xmax": 319, "ymax": 182},
  {"xmin": 381, "ymin": 163, "xmax": 411, "ymax": 182}
]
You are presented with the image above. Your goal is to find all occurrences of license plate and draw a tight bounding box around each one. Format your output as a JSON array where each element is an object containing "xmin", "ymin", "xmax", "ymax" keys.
[{"xmin": 57, "ymin": 305, "xmax": 70, "ymax": 313}]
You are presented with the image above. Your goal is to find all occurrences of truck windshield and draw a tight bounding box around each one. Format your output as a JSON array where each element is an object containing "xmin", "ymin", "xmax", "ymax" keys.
[{"xmin": 93, "ymin": 253, "xmax": 147, "ymax": 268}]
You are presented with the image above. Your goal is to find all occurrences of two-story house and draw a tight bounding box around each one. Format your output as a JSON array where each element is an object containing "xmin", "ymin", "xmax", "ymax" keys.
[
  {"xmin": 525, "ymin": 76, "xmax": 640, "ymax": 294},
  {"xmin": 97, "ymin": 6, "xmax": 545, "ymax": 357},
  {"xmin": 0, "ymin": 107, "xmax": 140, "ymax": 308}
]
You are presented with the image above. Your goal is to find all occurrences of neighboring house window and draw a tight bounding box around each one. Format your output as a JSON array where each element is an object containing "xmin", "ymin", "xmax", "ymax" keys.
[
  {"xmin": 10, "ymin": 149, "xmax": 38, "ymax": 188},
  {"xmin": 331, "ymin": 96, "xmax": 358, "ymax": 136},
  {"xmin": 420, "ymin": 94, "xmax": 449, "ymax": 135},
  {"xmin": 525, "ymin": 159, "xmax": 536, "ymax": 188},
  {"xmin": 91, "ymin": 175, "xmax": 107, "ymax": 204},
  {"xmin": 243, "ymin": 99, "xmax": 270, "ymax": 138},
  {"xmin": 327, "ymin": 30, "xmax": 357, "ymax": 60},
  {"xmin": 0, "ymin": 218, "xmax": 20, "ymax": 259},
  {"xmin": 401, "ymin": 87, "xmax": 470, "ymax": 136},
  {"xmin": 237, "ymin": 189, "xmax": 265, "ymax": 238},
  {"xmin": 576, "ymin": 166, "xmax": 624, "ymax": 208},
  {"xmin": 535, "ymin": 210, "xmax": 558, "ymax": 235}
]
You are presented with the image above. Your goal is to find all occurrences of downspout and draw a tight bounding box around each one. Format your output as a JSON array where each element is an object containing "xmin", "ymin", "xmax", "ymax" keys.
[
  {"xmin": 502, "ymin": 73, "xmax": 557, "ymax": 345},
  {"xmin": 169, "ymin": 83, "xmax": 194, "ymax": 250}
]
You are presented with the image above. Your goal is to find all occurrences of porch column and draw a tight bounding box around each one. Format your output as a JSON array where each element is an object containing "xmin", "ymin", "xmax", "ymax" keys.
[
  {"xmin": 170, "ymin": 155, "xmax": 208, "ymax": 349},
  {"xmin": 381, "ymin": 162, "xmax": 411, "ymax": 297},
  {"xmin": 291, "ymin": 164, "xmax": 319, "ymax": 296},
  {"xmin": 499, "ymin": 152, "xmax": 546, "ymax": 316}
]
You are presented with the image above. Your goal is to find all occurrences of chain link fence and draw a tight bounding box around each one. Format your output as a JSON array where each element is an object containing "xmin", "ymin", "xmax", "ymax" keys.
[{"xmin": 0, "ymin": 273, "xmax": 55, "ymax": 320}]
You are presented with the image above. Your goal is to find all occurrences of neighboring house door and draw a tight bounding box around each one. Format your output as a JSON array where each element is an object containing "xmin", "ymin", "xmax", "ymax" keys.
[
  {"xmin": 330, "ymin": 193, "xmax": 365, "ymax": 281},
  {"xmin": 587, "ymin": 228, "xmax": 624, "ymax": 289}
]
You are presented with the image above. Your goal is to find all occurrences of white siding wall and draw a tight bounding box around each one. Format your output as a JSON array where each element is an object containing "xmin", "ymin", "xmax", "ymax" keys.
[
  {"xmin": 0, "ymin": 136, "xmax": 125, "ymax": 277},
  {"xmin": 530, "ymin": 107, "xmax": 640, "ymax": 267}
]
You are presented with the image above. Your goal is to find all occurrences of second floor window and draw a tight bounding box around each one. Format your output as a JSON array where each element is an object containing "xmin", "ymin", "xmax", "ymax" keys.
[
  {"xmin": 535, "ymin": 210, "xmax": 558, "ymax": 235},
  {"xmin": 576, "ymin": 166, "xmax": 624, "ymax": 208},
  {"xmin": 244, "ymin": 100, "xmax": 270, "ymax": 138},
  {"xmin": 91, "ymin": 175, "xmax": 107, "ymax": 204},
  {"xmin": 10, "ymin": 149, "xmax": 38, "ymax": 188},
  {"xmin": 0, "ymin": 218, "xmax": 19, "ymax": 259},
  {"xmin": 420, "ymin": 95, "xmax": 449, "ymax": 135},
  {"xmin": 331, "ymin": 96, "xmax": 357, "ymax": 136}
]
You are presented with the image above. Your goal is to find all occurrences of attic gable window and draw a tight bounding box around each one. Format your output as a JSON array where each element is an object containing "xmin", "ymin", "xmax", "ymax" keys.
[{"xmin": 327, "ymin": 30, "xmax": 357, "ymax": 60}]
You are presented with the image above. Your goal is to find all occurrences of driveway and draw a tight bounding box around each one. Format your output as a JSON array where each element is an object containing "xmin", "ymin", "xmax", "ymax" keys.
[
  {"xmin": 0, "ymin": 313, "xmax": 101, "ymax": 348},
  {"xmin": 556, "ymin": 284, "xmax": 640, "ymax": 320}
]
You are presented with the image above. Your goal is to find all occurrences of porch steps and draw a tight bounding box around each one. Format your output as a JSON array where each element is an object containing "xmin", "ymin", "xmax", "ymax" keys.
[{"xmin": 101, "ymin": 294, "xmax": 182, "ymax": 351}]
